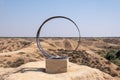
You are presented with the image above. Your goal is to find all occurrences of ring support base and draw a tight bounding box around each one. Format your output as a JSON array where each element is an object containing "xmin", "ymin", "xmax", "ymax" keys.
[{"xmin": 46, "ymin": 57, "xmax": 68, "ymax": 74}]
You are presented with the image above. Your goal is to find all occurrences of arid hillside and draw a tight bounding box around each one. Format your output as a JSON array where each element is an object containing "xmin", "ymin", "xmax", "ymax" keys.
[{"xmin": 0, "ymin": 37, "xmax": 120, "ymax": 80}]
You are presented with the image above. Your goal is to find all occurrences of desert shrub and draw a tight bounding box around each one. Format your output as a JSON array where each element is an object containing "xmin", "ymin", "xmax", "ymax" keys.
[
  {"xmin": 9, "ymin": 58, "xmax": 24, "ymax": 67},
  {"xmin": 105, "ymin": 50, "xmax": 120, "ymax": 66},
  {"xmin": 96, "ymin": 50, "xmax": 106, "ymax": 57},
  {"xmin": 116, "ymin": 50, "xmax": 120, "ymax": 59},
  {"xmin": 111, "ymin": 59, "xmax": 120, "ymax": 66},
  {"xmin": 116, "ymin": 67, "xmax": 120, "ymax": 70},
  {"xmin": 105, "ymin": 50, "xmax": 117, "ymax": 60},
  {"xmin": 105, "ymin": 61, "xmax": 111, "ymax": 65}
]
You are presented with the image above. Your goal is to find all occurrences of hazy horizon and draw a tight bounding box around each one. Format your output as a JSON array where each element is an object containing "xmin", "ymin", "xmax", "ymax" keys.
[{"xmin": 0, "ymin": 0, "xmax": 120, "ymax": 37}]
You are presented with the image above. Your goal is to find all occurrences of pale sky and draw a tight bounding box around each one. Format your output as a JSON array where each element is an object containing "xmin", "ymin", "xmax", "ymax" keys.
[{"xmin": 0, "ymin": 0, "xmax": 120, "ymax": 37}]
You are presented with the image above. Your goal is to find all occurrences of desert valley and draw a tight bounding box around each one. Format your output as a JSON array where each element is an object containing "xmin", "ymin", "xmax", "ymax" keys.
[{"xmin": 0, "ymin": 37, "xmax": 120, "ymax": 80}]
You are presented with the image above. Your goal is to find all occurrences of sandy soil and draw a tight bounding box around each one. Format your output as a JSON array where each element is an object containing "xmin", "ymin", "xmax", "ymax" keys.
[
  {"xmin": 0, "ymin": 37, "xmax": 120, "ymax": 80},
  {"xmin": 0, "ymin": 61, "xmax": 115, "ymax": 80}
]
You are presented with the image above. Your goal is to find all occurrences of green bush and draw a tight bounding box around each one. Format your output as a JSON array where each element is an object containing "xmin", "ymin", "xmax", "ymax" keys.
[
  {"xmin": 105, "ymin": 50, "xmax": 117, "ymax": 60},
  {"xmin": 116, "ymin": 50, "xmax": 120, "ymax": 59},
  {"xmin": 105, "ymin": 50, "xmax": 120, "ymax": 66}
]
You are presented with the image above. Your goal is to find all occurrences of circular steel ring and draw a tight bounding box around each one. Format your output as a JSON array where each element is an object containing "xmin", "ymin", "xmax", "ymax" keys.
[{"xmin": 36, "ymin": 16, "xmax": 81, "ymax": 58}]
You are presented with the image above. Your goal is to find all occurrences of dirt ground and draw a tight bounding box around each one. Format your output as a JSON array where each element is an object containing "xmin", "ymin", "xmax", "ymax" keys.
[{"xmin": 0, "ymin": 37, "xmax": 120, "ymax": 79}]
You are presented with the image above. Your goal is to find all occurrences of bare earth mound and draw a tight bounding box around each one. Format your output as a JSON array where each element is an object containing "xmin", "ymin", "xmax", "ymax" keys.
[
  {"xmin": 0, "ymin": 61, "xmax": 115, "ymax": 80},
  {"xmin": 0, "ymin": 38, "xmax": 31, "ymax": 53}
]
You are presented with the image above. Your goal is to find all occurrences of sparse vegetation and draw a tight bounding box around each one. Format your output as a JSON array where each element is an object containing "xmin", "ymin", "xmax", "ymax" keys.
[
  {"xmin": 56, "ymin": 49, "xmax": 119, "ymax": 77},
  {"xmin": 0, "ymin": 37, "xmax": 120, "ymax": 78},
  {"xmin": 6, "ymin": 58, "xmax": 25, "ymax": 67},
  {"xmin": 105, "ymin": 50, "xmax": 117, "ymax": 60},
  {"xmin": 105, "ymin": 50, "xmax": 120, "ymax": 66},
  {"xmin": 96, "ymin": 50, "xmax": 106, "ymax": 57}
]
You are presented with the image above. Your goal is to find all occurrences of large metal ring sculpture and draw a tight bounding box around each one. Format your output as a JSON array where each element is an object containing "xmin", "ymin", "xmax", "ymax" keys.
[{"xmin": 36, "ymin": 16, "xmax": 80, "ymax": 59}]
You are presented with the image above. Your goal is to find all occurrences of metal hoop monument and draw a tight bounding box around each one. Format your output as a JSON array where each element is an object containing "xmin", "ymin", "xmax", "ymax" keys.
[{"xmin": 36, "ymin": 16, "xmax": 80, "ymax": 73}]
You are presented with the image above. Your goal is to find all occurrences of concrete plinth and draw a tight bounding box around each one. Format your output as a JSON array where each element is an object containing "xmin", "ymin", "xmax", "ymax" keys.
[{"xmin": 46, "ymin": 57, "xmax": 68, "ymax": 74}]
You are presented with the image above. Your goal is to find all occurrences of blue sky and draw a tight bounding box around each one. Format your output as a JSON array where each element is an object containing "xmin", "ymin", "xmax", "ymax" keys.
[{"xmin": 0, "ymin": 0, "xmax": 120, "ymax": 37}]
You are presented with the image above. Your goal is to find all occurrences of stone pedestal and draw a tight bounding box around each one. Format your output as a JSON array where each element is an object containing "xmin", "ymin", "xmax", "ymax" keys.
[{"xmin": 46, "ymin": 57, "xmax": 68, "ymax": 74}]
